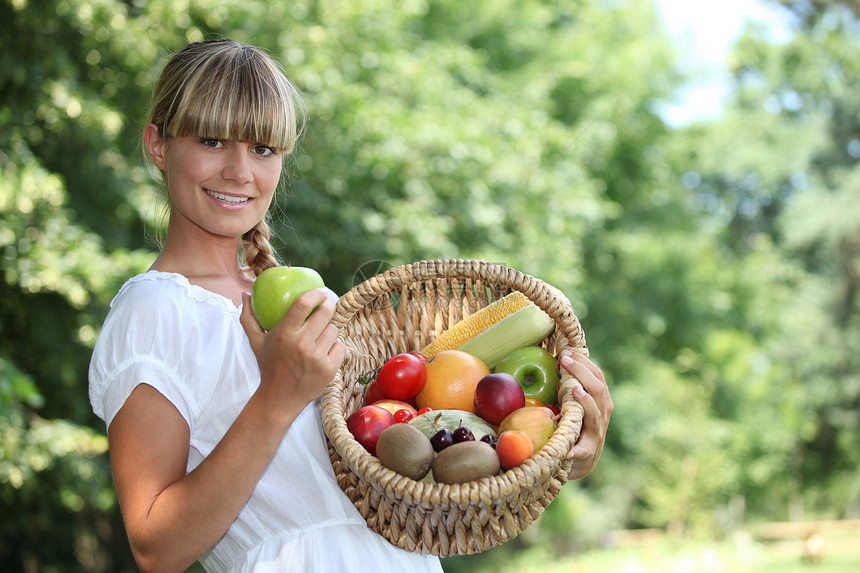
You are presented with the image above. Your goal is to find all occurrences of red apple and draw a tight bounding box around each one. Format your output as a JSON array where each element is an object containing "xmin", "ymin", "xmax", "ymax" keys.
[
  {"xmin": 473, "ymin": 372, "xmax": 526, "ymax": 426},
  {"xmin": 346, "ymin": 405, "xmax": 396, "ymax": 456}
]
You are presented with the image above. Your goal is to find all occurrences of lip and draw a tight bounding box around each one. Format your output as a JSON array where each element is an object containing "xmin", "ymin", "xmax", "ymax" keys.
[{"xmin": 204, "ymin": 188, "xmax": 252, "ymax": 210}]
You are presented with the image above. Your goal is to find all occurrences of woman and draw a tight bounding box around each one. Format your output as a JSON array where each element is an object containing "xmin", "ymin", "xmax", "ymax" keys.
[{"xmin": 89, "ymin": 38, "xmax": 611, "ymax": 572}]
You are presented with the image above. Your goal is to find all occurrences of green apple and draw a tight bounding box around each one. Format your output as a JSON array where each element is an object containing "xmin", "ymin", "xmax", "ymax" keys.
[
  {"xmin": 251, "ymin": 266, "xmax": 325, "ymax": 330},
  {"xmin": 494, "ymin": 346, "xmax": 560, "ymax": 406}
]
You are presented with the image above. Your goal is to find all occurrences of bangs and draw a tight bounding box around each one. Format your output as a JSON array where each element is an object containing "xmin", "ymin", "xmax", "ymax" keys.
[{"xmin": 158, "ymin": 43, "xmax": 302, "ymax": 152}]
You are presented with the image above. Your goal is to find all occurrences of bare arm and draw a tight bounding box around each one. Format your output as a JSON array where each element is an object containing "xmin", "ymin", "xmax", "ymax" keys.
[{"xmin": 108, "ymin": 289, "xmax": 345, "ymax": 572}]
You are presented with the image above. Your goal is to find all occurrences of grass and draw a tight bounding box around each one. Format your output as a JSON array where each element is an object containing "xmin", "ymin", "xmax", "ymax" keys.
[
  {"xmin": 442, "ymin": 531, "xmax": 860, "ymax": 573},
  {"xmin": 758, "ymin": 554, "xmax": 860, "ymax": 573}
]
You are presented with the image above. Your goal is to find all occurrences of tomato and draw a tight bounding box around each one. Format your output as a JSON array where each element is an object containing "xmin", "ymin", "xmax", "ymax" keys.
[
  {"xmin": 407, "ymin": 351, "xmax": 428, "ymax": 363},
  {"xmin": 364, "ymin": 380, "xmax": 386, "ymax": 406},
  {"xmin": 376, "ymin": 353, "xmax": 427, "ymax": 401},
  {"xmin": 394, "ymin": 408, "xmax": 415, "ymax": 423}
]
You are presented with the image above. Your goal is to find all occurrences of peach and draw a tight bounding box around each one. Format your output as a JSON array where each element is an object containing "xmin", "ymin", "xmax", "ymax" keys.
[{"xmin": 498, "ymin": 406, "xmax": 556, "ymax": 452}]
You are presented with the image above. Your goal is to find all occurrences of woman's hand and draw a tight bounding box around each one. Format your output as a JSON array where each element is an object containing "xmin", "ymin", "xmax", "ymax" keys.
[
  {"xmin": 560, "ymin": 350, "xmax": 613, "ymax": 480},
  {"xmin": 240, "ymin": 288, "xmax": 346, "ymax": 418}
]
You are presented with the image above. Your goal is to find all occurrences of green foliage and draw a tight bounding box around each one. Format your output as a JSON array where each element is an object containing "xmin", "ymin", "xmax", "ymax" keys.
[
  {"xmin": 2, "ymin": 0, "xmax": 859, "ymax": 570},
  {"xmin": 671, "ymin": 0, "xmax": 860, "ymax": 523}
]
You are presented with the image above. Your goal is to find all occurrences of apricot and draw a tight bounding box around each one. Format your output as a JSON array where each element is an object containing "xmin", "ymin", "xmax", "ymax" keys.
[{"xmin": 496, "ymin": 430, "xmax": 534, "ymax": 470}]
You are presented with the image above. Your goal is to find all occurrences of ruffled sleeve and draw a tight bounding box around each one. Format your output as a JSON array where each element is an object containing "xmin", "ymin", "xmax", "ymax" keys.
[{"xmin": 88, "ymin": 272, "xmax": 220, "ymax": 430}]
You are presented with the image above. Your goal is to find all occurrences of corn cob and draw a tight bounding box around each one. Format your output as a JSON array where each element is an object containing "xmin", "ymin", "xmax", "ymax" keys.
[
  {"xmin": 420, "ymin": 291, "xmax": 555, "ymax": 368},
  {"xmin": 420, "ymin": 292, "xmax": 532, "ymax": 359},
  {"xmin": 457, "ymin": 303, "xmax": 555, "ymax": 368}
]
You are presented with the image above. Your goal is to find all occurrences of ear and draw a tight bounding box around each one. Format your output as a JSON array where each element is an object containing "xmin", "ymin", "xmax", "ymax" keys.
[{"xmin": 144, "ymin": 123, "xmax": 167, "ymax": 172}]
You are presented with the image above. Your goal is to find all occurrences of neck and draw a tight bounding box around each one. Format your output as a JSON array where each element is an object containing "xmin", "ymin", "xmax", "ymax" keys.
[{"xmin": 150, "ymin": 220, "xmax": 254, "ymax": 304}]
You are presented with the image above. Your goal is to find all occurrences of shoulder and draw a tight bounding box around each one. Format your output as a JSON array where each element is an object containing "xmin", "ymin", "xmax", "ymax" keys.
[
  {"xmin": 108, "ymin": 270, "xmax": 241, "ymax": 321},
  {"xmin": 88, "ymin": 271, "xmax": 237, "ymax": 426},
  {"xmin": 112, "ymin": 270, "xmax": 210, "ymax": 309}
]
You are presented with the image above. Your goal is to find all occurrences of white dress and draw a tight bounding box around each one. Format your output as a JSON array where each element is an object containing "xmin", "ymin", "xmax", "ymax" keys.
[{"xmin": 89, "ymin": 271, "xmax": 444, "ymax": 573}]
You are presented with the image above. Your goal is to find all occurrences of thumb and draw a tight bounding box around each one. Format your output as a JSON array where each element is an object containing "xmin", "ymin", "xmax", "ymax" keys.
[{"xmin": 240, "ymin": 292, "xmax": 266, "ymax": 359}]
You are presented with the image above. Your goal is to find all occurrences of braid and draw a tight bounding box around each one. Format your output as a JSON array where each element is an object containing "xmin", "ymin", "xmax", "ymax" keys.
[{"xmin": 243, "ymin": 219, "xmax": 279, "ymax": 276}]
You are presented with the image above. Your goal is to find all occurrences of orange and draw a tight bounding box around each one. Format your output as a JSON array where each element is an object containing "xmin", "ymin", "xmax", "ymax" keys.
[{"xmin": 414, "ymin": 350, "xmax": 490, "ymax": 413}]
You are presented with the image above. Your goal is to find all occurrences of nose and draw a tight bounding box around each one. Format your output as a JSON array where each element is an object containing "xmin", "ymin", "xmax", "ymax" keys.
[{"xmin": 222, "ymin": 146, "xmax": 254, "ymax": 184}]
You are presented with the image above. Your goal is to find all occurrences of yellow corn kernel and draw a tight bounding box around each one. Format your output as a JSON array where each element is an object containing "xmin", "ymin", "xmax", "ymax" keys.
[{"xmin": 421, "ymin": 291, "xmax": 531, "ymax": 359}]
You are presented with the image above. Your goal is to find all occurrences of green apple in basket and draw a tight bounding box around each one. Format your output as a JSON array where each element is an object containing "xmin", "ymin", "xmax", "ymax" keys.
[
  {"xmin": 495, "ymin": 346, "xmax": 560, "ymax": 406},
  {"xmin": 251, "ymin": 266, "xmax": 325, "ymax": 330}
]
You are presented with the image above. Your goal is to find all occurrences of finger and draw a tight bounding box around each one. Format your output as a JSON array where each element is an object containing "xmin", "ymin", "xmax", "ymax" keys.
[
  {"xmin": 560, "ymin": 349, "xmax": 605, "ymax": 383},
  {"xmin": 239, "ymin": 292, "xmax": 267, "ymax": 362},
  {"xmin": 315, "ymin": 322, "xmax": 343, "ymax": 354},
  {"xmin": 567, "ymin": 385, "xmax": 602, "ymax": 459},
  {"xmin": 328, "ymin": 339, "xmax": 347, "ymax": 364},
  {"xmin": 561, "ymin": 354, "xmax": 612, "ymax": 411},
  {"xmin": 304, "ymin": 292, "xmax": 337, "ymax": 329},
  {"xmin": 275, "ymin": 288, "xmax": 334, "ymax": 331},
  {"xmin": 240, "ymin": 291, "xmax": 260, "ymax": 329}
]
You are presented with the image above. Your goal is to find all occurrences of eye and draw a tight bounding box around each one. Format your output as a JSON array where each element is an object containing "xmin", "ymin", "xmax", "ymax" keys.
[
  {"xmin": 252, "ymin": 144, "xmax": 278, "ymax": 158},
  {"xmin": 201, "ymin": 138, "xmax": 224, "ymax": 149}
]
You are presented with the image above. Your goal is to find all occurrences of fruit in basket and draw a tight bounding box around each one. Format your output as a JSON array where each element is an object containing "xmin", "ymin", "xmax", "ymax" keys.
[
  {"xmin": 420, "ymin": 291, "xmax": 555, "ymax": 369},
  {"xmin": 370, "ymin": 399, "xmax": 417, "ymax": 417},
  {"xmin": 480, "ymin": 434, "xmax": 497, "ymax": 448},
  {"xmin": 414, "ymin": 350, "xmax": 489, "ymax": 412},
  {"xmin": 363, "ymin": 380, "xmax": 386, "ymax": 406},
  {"xmin": 429, "ymin": 428, "xmax": 454, "ymax": 452},
  {"xmin": 375, "ymin": 353, "xmax": 427, "ymax": 401},
  {"xmin": 452, "ymin": 426, "xmax": 475, "ymax": 443},
  {"xmin": 409, "ymin": 409, "xmax": 497, "ymax": 442},
  {"xmin": 498, "ymin": 406, "xmax": 557, "ymax": 452},
  {"xmin": 346, "ymin": 405, "xmax": 396, "ymax": 456},
  {"xmin": 376, "ymin": 423, "xmax": 435, "ymax": 480},
  {"xmin": 431, "ymin": 440, "xmax": 501, "ymax": 484},
  {"xmin": 251, "ymin": 266, "xmax": 325, "ymax": 330},
  {"xmin": 407, "ymin": 351, "xmax": 428, "ymax": 363},
  {"xmin": 394, "ymin": 409, "xmax": 415, "ymax": 423},
  {"xmin": 495, "ymin": 346, "xmax": 560, "ymax": 406},
  {"xmin": 496, "ymin": 430, "xmax": 534, "ymax": 470},
  {"xmin": 473, "ymin": 372, "xmax": 526, "ymax": 425}
]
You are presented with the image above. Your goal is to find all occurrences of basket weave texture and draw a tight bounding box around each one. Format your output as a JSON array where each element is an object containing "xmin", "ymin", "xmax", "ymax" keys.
[{"xmin": 321, "ymin": 259, "xmax": 587, "ymax": 556}]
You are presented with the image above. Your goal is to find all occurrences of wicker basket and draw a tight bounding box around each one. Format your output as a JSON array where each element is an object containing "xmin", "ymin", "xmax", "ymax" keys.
[{"xmin": 321, "ymin": 259, "xmax": 587, "ymax": 556}]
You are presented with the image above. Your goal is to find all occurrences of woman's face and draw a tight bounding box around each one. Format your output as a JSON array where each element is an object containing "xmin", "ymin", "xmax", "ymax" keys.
[{"xmin": 146, "ymin": 125, "xmax": 283, "ymax": 242}]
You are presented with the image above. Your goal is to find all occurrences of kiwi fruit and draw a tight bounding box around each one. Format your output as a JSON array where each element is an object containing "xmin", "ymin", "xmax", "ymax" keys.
[
  {"xmin": 376, "ymin": 423, "xmax": 435, "ymax": 480},
  {"xmin": 431, "ymin": 440, "xmax": 501, "ymax": 484}
]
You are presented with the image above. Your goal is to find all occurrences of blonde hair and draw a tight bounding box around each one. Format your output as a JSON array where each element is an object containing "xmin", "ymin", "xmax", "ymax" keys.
[{"xmin": 147, "ymin": 39, "xmax": 305, "ymax": 276}]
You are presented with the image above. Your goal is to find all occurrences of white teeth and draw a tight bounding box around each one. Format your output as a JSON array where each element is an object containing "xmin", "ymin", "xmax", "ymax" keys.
[{"xmin": 206, "ymin": 189, "xmax": 248, "ymax": 204}]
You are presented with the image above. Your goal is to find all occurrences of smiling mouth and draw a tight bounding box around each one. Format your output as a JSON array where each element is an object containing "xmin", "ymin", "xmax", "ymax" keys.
[{"xmin": 205, "ymin": 189, "xmax": 250, "ymax": 204}]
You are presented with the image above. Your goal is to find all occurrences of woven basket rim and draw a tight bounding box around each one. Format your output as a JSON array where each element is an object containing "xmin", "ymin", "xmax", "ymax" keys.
[{"xmin": 321, "ymin": 258, "xmax": 587, "ymax": 554}]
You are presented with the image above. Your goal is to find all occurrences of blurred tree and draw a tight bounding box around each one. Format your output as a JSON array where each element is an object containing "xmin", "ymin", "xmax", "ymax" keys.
[{"xmin": 658, "ymin": 0, "xmax": 860, "ymax": 523}]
